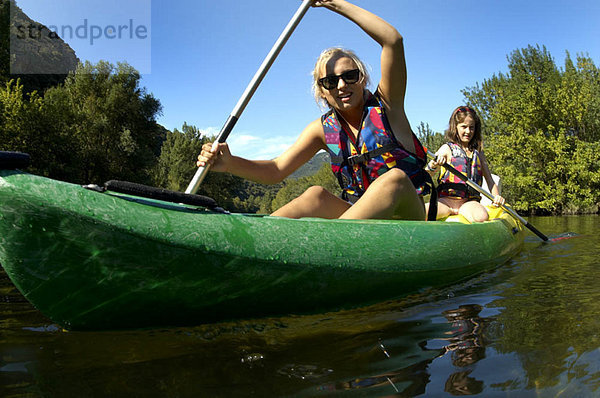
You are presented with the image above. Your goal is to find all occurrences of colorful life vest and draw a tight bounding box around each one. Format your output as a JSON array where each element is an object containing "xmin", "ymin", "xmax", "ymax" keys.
[
  {"xmin": 437, "ymin": 142, "xmax": 483, "ymax": 200},
  {"xmin": 322, "ymin": 92, "xmax": 430, "ymax": 204}
]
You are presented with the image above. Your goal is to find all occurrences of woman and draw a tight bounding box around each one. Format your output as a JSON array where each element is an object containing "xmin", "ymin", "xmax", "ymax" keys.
[{"xmin": 197, "ymin": 0, "xmax": 431, "ymax": 220}]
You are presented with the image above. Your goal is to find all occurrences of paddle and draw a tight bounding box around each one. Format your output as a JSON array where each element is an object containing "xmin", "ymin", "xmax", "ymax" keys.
[
  {"xmin": 425, "ymin": 151, "xmax": 549, "ymax": 242},
  {"xmin": 185, "ymin": 0, "xmax": 313, "ymax": 194}
]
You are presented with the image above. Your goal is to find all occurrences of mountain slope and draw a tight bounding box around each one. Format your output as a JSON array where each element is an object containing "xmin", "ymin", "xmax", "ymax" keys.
[{"xmin": 1, "ymin": 0, "xmax": 79, "ymax": 92}]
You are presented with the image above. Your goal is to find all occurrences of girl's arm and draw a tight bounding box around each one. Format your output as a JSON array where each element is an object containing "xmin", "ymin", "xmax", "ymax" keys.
[
  {"xmin": 478, "ymin": 151, "xmax": 506, "ymax": 206},
  {"xmin": 426, "ymin": 144, "xmax": 451, "ymax": 173}
]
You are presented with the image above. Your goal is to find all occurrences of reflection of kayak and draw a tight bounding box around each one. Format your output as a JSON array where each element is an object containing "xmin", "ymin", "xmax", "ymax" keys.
[{"xmin": 0, "ymin": 166, "xmax": 525, "ymax": 331}]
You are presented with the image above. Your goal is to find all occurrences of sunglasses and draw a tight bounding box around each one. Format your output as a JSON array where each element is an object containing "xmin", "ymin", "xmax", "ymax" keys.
[{"xmin": 318, "ymin": 69, "xmax": 361, "ymax": 90}]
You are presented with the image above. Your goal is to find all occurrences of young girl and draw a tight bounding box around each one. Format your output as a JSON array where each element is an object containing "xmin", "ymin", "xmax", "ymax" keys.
[
  {"xmin": 426, "ymin": 106, "xmax": 505, "ymax": 222},
  {"xmin": 197, "ymin": 0, "xmax": 431, "ymax": 220}
]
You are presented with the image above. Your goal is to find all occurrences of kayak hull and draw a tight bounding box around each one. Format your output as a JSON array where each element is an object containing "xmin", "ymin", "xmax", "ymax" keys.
[{"xmin": 0, "ymin": 170, "xmax": 525, "ymax": 330}]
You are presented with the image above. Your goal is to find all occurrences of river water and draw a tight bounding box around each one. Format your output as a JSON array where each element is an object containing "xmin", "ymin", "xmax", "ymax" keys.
[{"xmin": 1, "ymin": 215, "xmax": 598, "ymax": 397}]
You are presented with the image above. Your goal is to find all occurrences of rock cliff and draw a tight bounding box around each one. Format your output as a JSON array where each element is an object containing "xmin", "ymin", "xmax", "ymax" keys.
[{"xmin": 1, "ymin": 0, "xmax": 79, "ymax": 92}]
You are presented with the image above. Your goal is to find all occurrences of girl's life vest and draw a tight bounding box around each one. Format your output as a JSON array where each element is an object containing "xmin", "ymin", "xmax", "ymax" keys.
[
  {"xmin": 322, "ymin": 91, "xmax": 436, "ymax": 219},
  {"xmin": 437, "ymin": 142, "xmax": 483, "ymax": 201}
]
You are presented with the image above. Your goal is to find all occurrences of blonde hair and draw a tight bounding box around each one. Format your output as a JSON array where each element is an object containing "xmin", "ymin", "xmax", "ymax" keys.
[{"xmin": 311, "ymin": 47, "xmax": 371, "ymax": 109}]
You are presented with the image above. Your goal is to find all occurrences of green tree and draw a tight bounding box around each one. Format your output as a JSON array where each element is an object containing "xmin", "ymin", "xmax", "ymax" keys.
[
  {"xmin": 462, "ymin": 45, "xmax": 600, "ymax": 214},
  {"xmin": 1, "ymin": 61, "xmax": 164, "ymax": 184},
  {"xmin": 416, "ymin": 121, "xmax": 445, "ymax": 153},
  {"xmin": 43, "ymin": 61, "xmax": 164, "ymax": 184},
  {"xmin": 153, "ymin": 123, "xmax": 205, "ymax": 191},
  {"xmin": 0, "ymin": 79, "xmax": 72, "ymax": 177}
]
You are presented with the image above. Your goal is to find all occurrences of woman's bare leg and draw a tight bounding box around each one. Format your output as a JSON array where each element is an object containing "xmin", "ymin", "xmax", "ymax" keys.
[
  {"xmin": 271, "ymin": 186, "xmax": 351, "ymax": 219},
  {"xmin": 340, "ymin": 168, "xmax": 425, "ymax": 220}
]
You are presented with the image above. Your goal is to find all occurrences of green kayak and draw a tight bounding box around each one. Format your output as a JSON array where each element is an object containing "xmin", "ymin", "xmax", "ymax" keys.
[{"xmin": 0, "ymin": 166, "xmax": 525, "ymax": 331}]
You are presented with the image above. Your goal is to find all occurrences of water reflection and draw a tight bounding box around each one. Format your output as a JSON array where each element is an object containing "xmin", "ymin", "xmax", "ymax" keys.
[
  {"xmin": 320, "ymin": 304, "xmax": 490, "ymax": 396},
  {"xmin": 1, "ymin": 215, "xmax": 599, "ymax": 397},
  {"xmin": 321, "ymin": 357, "xmax": 432, "ymax": 396},
  {"xmin": 436, "ymin": 305, "xmax": 487, "ymax": 395},
  {"xmin": 489, "ymin": 227, "xmax": 600, "ymax": 392}
]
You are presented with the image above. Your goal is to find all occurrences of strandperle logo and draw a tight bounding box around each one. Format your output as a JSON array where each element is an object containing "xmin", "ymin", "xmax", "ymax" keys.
[
  {"xmin": 15, "ymin": 19, "xmax": 149, "ymax": 46},
  {"xmin": 10, "ymin": 0, "xmax": 152, "ymax": 74}
]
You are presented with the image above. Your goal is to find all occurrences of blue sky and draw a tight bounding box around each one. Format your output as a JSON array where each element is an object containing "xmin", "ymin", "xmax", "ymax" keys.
[{"xmin": 15, "ymin": 0, "xmax": 600, "ymax": 160}]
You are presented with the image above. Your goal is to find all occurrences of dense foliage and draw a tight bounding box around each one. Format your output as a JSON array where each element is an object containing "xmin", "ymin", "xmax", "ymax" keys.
[
  {"xmin": 0, "ymin": 58, "xmax": 334, "ymax": 214},
  {"xmin": 463, "ymin": 45, "xmax": 600, "ymax": 214},
  {"xmin": 1, "ymin": 61, "xmax": 164, "ymax": 183},
  {"xmin": 416, "ymin": 122, "xmax": 445, "ymax": 155}
]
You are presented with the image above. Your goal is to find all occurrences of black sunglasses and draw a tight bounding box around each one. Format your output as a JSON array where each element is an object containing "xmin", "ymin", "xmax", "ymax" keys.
[{"xmin": 318, "ymin": 69, "xmax": 361, "ymax": 90}]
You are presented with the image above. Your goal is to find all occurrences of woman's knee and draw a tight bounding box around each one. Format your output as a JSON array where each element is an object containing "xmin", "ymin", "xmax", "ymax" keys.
[
  {"xmin": 274, "ymin": 185, "xmax": 349, "ymax": 219},
  {"xmin": 293, "ymin": 185, "xmax": 342, "ymax": 211},
  {"xmin": 301, "ymin": 185, "xmax": 330, "ymax": 203},
  {"xmin": 272, "ymin": 186, "xmax": 327, "ymax": 218},
  {"xmin": 383, "ymin": 168, "xmax": 410, "ymax": 183},
  {"xmin": 374, "ymin": 168, "xmax": 412, "ymax": 192}
]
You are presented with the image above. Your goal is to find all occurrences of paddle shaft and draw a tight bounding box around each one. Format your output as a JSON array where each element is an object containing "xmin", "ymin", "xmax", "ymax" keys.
[
  {"xmin": 427, "ymin": 153, "xmax": 549, "ymax": 241},
  {"xmin": 185, "ymin": 0, "xmax": 313, "ymax": 194}
]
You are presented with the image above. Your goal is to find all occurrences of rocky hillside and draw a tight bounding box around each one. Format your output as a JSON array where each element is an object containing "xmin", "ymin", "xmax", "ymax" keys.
[{"xmin": 1, "ymin": 0, "xmax": 79, "ymax": 92}]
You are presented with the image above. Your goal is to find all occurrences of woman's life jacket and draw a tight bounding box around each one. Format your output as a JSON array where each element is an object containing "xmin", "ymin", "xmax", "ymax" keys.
[
  {"xmin": 322, "ymin": 92, "xmax": 436, "ymax": 219},
  {"xmin": 437, "ymin": 142, "xmax": 483, "ymax": 201}
]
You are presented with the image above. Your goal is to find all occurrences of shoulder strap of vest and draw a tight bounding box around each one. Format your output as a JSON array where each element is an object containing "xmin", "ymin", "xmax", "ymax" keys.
[
  {"xmin": 347, "ymin": 142, "xmax": 397, "ymax": 166},
  {"xmin": 322, "ymin": 92, "xmax": 381, "ymax": 166},
  {"xmin": 346, "ymin": 92, "xmax": 399, "ymax": 166}
]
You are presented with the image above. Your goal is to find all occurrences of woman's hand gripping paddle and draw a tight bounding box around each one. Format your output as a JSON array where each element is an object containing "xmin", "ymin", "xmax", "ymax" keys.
[{"xmin": 185, "ymin": 0, "xmax": 313, "ymax": 194}]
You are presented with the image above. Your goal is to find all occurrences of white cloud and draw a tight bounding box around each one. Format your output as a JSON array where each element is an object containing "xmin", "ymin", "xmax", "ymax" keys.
[
  {"xmin": 198, "ymin": 126, "xmax": 219, "ymax": 138},
  {"xmin": 225, "ymin": 133, "xmax": 296, "ymax": 160},
  {"xmin": 230, "ymin": 134, "xmax": 259, "ymax": 146},
  {"xmin": 194, "ymin": 128, "xmax": 298, "ymax": 160}
]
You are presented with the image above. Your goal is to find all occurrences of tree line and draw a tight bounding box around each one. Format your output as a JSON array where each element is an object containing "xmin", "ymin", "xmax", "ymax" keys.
[
  {"xmin": 463, "ymin": 45, "xmax": 600, "ymax": 214},
  {"xmin": 1, "ymin": 45, "xmax": 599, "ymax": 215}
]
